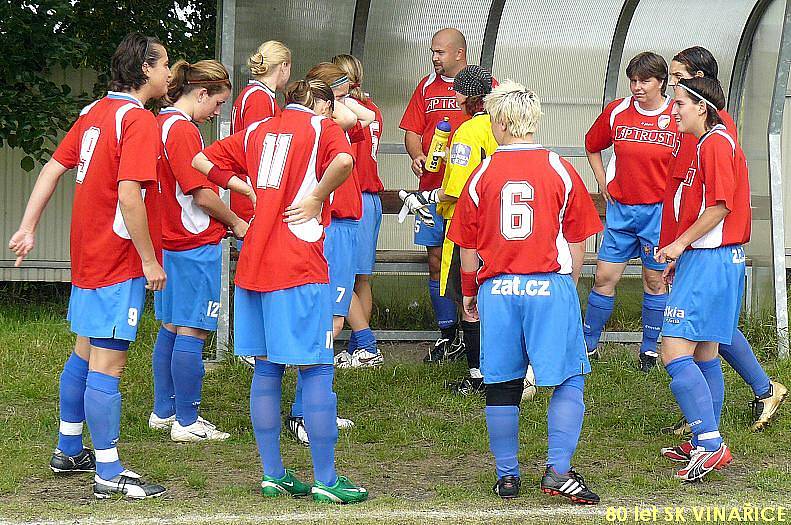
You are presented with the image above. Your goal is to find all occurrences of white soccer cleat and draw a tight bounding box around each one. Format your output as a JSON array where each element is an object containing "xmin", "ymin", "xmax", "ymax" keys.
[
  {"xmin": 334, "ymin": 351, "xmax": 353, "ymax": 368},
  {"xmin": 238, "ymin": 355, "xmax": 256, "ymax": 369},
  {"xmin": 170, "ymin": 417, "xmax": 230, "ymax": 442},
  {"xmin": 522, "ymin": 365, "xmax": 537, "ymax": 402},
  {"xmin": 93, "ymin": 469, "xmax": 166, "ymax": 500},
  {"xmin": 349, "ymin": 348, "xmax": 384, "ymax": 368},
  {"xmin": 148, "ymin": 412, "xmax": 175, "ymax": 430},
  {"xmin": 336, "ymin": 417, "xmax": 355, "ymax": 429}
]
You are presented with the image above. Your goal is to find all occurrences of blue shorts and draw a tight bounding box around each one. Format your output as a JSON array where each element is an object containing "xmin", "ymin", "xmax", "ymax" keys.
[
  {"xmin": 663, "ymin": 245, "xmax": 745, "ymax": 345},
  {"xmin": 414, "ymin": 203, "xmax": 445, "ymax": 247},
  {"xmin": 326, "ymin": 218, "xmax": 359, "ymax": 317},
  {"xmin": 599, "ymin": 201, "xmax": 665, "ymax": 270},
  {"xmin": 67, "ymin": 277, "xmax": 147, "ymax": 342},
  {"xmin": 478, "ymin": 273, "xmax": 590, "ymax": 386},
  {"xmin": 356, "ymin": 192, "xmax": 382, "ymax": 275},
  {"xmin": 233, "ymin": 284, "xmax": 333, "ymax": 365},
  {"xmin": 154, "ymin": 243, "xmax": 221, "ymax": 331}
]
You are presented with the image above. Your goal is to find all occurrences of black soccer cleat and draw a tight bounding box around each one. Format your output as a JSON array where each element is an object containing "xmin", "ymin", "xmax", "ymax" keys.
[
  {"xmin": 541, "ymin": 466, "xmax": 600, "ymax": 505},
  {"xmin": 424, "ymin": 333, "xmax": 465, "ymax": 364},
  {"xmin": 638, "ymin": 352, "xmax": 658, "ymax": 373},
  {"xmin": 493, "ymin": 475, "xmax": 521, "ymax": 499},
  {"xmin": 451, "ymin": 376, "xmax": 485, "ymax": 395},
  {"xmin": 50, "ymin": 448, "xmax": 95, "ymax": 474},
  {"xmin": 94, "ymin": 470, "xmax": 166, "ymax": 500}
]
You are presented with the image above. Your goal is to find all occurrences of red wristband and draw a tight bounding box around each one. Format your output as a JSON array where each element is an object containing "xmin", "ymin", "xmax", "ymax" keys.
[
  {"xmin": 461, "ymin": 269, "xmax": 479, "ymax": 297},
  {"xmin": 207, "ymin": 165, "xmax": 235, "ymax": 188}
]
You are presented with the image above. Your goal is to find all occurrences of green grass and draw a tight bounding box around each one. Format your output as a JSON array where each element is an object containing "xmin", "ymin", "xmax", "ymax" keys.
[{"xmin": 0, "ymin": 283, "xmax": 790, "ymax": 524}]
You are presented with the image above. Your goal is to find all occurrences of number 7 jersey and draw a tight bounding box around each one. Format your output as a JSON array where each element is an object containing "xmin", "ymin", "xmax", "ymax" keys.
[{"xmin": 447, "ymin": 144, "xmax": 602, "ymax": 283}]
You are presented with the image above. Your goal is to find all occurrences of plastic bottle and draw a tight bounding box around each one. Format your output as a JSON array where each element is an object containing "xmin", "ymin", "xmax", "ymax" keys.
[{"xmin": 425, "ymin": 117, "xmax": 452, "ymax": 173}]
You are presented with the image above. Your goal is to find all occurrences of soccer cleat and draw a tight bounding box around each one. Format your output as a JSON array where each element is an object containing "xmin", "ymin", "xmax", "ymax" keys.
[
  {"xmin": 660, "ymin": 440, "xmax": 694, "ymax": 462},
  {"xmin": 424, "ymin": 333, "xmax": 465, "ymax": 364},
  {"xmin": 286, "ymin": 415, "xmax": 310, "ymax": 446},
  {"xmin": 522, "ymin": 365, "xmax": 537, "ymax": 402},
  {"xmin": 586, "ymin": 346, "xmax": 600, "ymax": 361},
  {"xmin": 50, "ymin": 448, "xmax": 95, "ymax": 474},
  {"xmin": 148, "ymin": 412, "xmax": 175, "ymax": 430},
  {"xmin": 170, "ymin": 417, "xmax": 230, "ymax": 442},
  {"xmin": 661, "ymin": 417, "xmax": 692, "ymax": 437},
  {"xmin": 675, "ymin": 443, "xmax": 732, "ymax": 482},
  {"xmin": 336, "ymin": 416, "xmax": 355, "ymax": 430},
  {"xmin": 348, "ymin": 348, "xmax": 384, "ymax": 368},
  {"xmin": 261, "ymin": 469, "xmax": 311, "ymax": 497},
  {"xmin": 638, "ymin": 352, "xmax": 658, "ymax": 373},
  {"xmin": 334, "ymin": 351, "xmax": 353, "ymax": 368},
  {"xmin": 452, "ymin": 376, "xmax": 485, "ymax": 395},
  {"xmin": 93, "ymin": 470, "xmax": 166, "ymax": 499},
  {"xmin": 238, "ymin": 355, "xmax": 256, "ymax": 369},
  {"xmin": 541, "ymin": 467, "xmax": 600, "ymax": 505},
  {"xmin": 750, "ymin": 380, "xmax": 788, "ymax": 432},
  {"xmin": 311, "ymin": 475, "xmax": 368, "ymax": 504},
  {"xmin": 492, "ymin": 475, "xmax": 521, "ymax": 499}
]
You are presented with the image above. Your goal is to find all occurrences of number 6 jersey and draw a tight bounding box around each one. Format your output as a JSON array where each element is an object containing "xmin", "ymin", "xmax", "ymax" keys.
[
  {"xmin": 447, "ymin": 143, "xmax": 602, "ymax": 283},
  {"xmin": 201, "ymin": 103, "xmax": 352, "ymax": 292}
]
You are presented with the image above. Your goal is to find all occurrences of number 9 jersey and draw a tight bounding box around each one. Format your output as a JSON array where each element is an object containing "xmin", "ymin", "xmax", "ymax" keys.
[{"xmin": 447, "ymin": 143, "xmax": 602, "ymax": 283}]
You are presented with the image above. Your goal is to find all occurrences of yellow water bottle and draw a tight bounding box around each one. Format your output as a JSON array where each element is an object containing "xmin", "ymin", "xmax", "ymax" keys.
[{"xmin": 425, "ymin": 117, "xmax": 452, "ymax": 173}]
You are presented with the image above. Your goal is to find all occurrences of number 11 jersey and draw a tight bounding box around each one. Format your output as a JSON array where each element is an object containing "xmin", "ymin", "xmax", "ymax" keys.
[{"xmin": 447, "ymin": 144, "xmax": 602, "ymax": 283}]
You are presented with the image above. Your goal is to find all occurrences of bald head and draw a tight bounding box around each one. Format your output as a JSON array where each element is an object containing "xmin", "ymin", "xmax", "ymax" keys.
[{"xmin": 431, "ymin": 28, "xmax": 468, "ymax": 78}]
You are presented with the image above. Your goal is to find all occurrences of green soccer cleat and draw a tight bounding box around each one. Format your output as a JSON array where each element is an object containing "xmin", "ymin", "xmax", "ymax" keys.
[
  {"xmin": 260, "ymin": 469, "xmax": 311, "ymax": 497},
  {"xmin": 311, "ymin": 475, "xmax": 368, "ymax": 504}
]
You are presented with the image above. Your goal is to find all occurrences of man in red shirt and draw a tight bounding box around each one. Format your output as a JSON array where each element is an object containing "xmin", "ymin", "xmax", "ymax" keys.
[
  {"xmin": 400, "ymin": 27, "xmax": 469, "ymax": 362},
  {"xmin": 448, "ymin": 81, "xmax": 602, "ymax": 503}
]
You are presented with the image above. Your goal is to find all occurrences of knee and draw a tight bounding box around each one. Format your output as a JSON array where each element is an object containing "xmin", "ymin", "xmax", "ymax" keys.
[
  {"xmin": 592, "ymin": 274, "xmax": 618, "ymax": 295},
  {"xmin": 643, "ymin": 273, "xmax": 666, "ymax": 295},
  {"xmin": 486, "ymin": 378, "xmax": 523, "ymax": 407}
]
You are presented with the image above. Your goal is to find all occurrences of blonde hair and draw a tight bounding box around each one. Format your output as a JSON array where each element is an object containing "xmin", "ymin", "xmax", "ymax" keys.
[
  {"xmin": 248, "ymin": 40, "xmax": 291, "ymax": 77},
  {"xmin": 331, "ymin": 54, "xmax": 367, "ymax": 102},
  {"xmin": 168, "ymin": 59, "xmax": 231, "ymax": 103},
  {"xmin": 285, "ymin": 79, "xmax": 334, "ymax": 111},
  {"xmin": 305, "ymin": 62, "xmax": 348, "ymax": 89},
  {"xmin": 484, "ymin": 80, "xmax": 542, "ymax": 138}
]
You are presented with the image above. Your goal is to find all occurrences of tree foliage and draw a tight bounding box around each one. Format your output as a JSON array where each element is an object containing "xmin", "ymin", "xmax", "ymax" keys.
[{"xmin": 0, "ymin": 0, "xmax": 217, "ymax": 170}]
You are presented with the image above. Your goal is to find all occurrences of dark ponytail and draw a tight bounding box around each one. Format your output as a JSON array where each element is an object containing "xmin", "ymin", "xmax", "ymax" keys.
[
  {"xmin": 167, "ymin": 59, "xmax": 231, "ymax": 103},
  {"xmin": 677, "ymin": 77, "xmax": 725, "ymax": 130},
  {"xmin": 672, "ymin": 46, "xmax": 719, "ymax": 79},
  {"xmin": 109, "ymin": 33, "xmax": 164, "ymax": 92}
]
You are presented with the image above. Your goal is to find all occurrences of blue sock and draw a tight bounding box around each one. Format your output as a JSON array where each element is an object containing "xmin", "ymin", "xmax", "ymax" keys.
[
  {"xmin": 84, "ymin": 371, "xmax": 123, "ymax": 480},
  {"xmin": 665, "ymin": 356, "xmax": 721, "ymax": 451},
  {"xmin": 300, "ymin": 365, "xmax": 338, "ymax": 485},
  {"xmin": 547, "ymin": 375, "xmax": 585, "ymax": 475},
  {"xmin": 171, "ymin": 335, "xmax": 205, "ymax": 427},
  {"xmin": 583, "ymin": 290, "xmax": 614, "ymax": 352},
  {"xmin": 353, "ymin": 328, "xmax": 377, "ymax": 353},
  {"xmin": 485, "ymin": 405, "xmax": 520, "ymax": 478},
  {"xmin": 429, "ymin": 279, "xmax": 457, "ymax": 331},
  {"xmin": 152, "ymin": 326, "xmax": 176, "ymax": 418},
  {"xmin": 291, "ymin": 375, "xmax": 303, "ymax": 418},
  {"xmin": 57, "ymin": 352, "xmax": 89, "ymax": 456},
  {"xmin": 250, "ymin": 360, "xmax": 286, "ymax": 479},
  {"xmin": 640, "ymin": 293, "xmax": 667, "ymax": 355},
  {"xmin": 719, "ymin": 329, "xmax": 771, "ymax": 397},
  {"xmin": 696, "ymin": 358, "xmax": 725, "ymax": 430},
  {"xmin": 347, "ymin": 331, "xmax": 358, "ymax": 353}
]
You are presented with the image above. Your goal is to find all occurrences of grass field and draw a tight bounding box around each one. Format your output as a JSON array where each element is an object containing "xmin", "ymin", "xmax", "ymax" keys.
[{"xmin": 0, "ymin": 281, "xmax": 789, "ymax": 524}]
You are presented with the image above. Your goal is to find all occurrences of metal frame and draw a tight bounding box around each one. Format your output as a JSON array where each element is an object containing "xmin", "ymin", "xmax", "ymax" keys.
[
  {"xmin": 351, "ymin": 0, "xmax": 371, "ymax": 58},
  {"xmin": 728, "ymin": 0, "xmax": 774, "ymax": 120},
  {"xmin": 480, "ymin": 0, "xmax": 506, "ymax": 71},
  {"xmin": 602, "ymin": 0, "xmax": 640, "ymax": 106}
]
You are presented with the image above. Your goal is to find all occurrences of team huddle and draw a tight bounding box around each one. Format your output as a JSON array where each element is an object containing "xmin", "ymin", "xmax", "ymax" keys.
[{"xmin": 7, "ymin": 26, "xmax": 788, "ymax": 505}]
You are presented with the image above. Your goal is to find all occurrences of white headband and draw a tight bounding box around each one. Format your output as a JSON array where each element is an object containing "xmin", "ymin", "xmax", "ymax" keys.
[{"xmin": 676, "ymin": 82, "xmax": 719, "ymax": 111}]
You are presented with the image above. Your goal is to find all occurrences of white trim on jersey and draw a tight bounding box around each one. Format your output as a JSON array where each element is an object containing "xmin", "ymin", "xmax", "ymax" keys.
[
  {"xmin": 112, "ymin": 101, "xmax": 147, "ymax": 240},
  {"xmin": 79, "ymin": 100, "xmax": 99, "ymax": 117},
  {"xmin": 107, "ymin": 91, "xmax": 144, "ymax": 108},
  {"xmin": 548, "ymin": 151, "xmax": 574, "ymax": 274},
  {"xmin": 467, "ymin": 156, "xmax": 493, "ymax": 207},
  {"xmin": 495, "ymin": 143, "xmax": 544, "ymax": 152},
  {"xmin": 114, "ymin": 103, "xmax": 139, "ymax": 143},
  {"xmin": 286, "ymin": 114, "xmax": 326, "ymax": 243},
  {"xmin": 690, "ymin": 124, "xmax": 732, "ymax": 249},
  {"xmin": 241, "ymin": 80, "xmax": 276, "ymax": 120},
  {"xmin": 633, "ymin": 95, "xmax": 672, "ymax": 117},
  {"xmin": 243, "ymin": 118, "xmax": 270, "ymax": 150}
]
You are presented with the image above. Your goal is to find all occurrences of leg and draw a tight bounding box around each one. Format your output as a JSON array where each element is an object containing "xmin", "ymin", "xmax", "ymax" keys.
[
  {"xmin": 719, "ymin": 328, "xmax": 771, "ymax": 398},
  {"xmin": 250, "ymin": 358, "xmax": 286, "ymax": 478},
  {"xmin": 151, "ymin": 323, "xmax": 177, "ymax": 420},
  {"xmin": 56, "ymin": 336, "xmax": 91, "ymax": 457},
  {"xmin": 485, "ymin": 378, "xmax": 523, "ymax": 498},
  {"xmin": 353, "ymin": 274, "xmax": 373, "ymax": 325},
  {"xmin": 299, "ymin": 364, "xmax": 338, "ymax": 485},
  {"xmin": 640, "ymin": 268, "xmax": 667, "ymax": 364},
  {"xmin": 428, "ymin": 245, "xmax": 458, "ymax": 339},
  {"xmin": 583, "ymin": 260, "xmax": 627, "ymax": 354},
  {"xmin": 547, "ymin": 375, "xmax": 585, "ymax": 475},
  {"xmin": 347, "ymin": 292, "xmax": 378, "ymax": 354},
  {"xmin": 694, "ymin": 342, "xmax": 724, "ymax": 433}
]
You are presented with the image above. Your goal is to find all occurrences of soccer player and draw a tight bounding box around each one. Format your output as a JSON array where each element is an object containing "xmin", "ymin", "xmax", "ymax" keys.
[
  {"xmin": 331, "ymin": 53, "xmax": 384, "ymax": 367},
  {"xmin": 582, "ymin": 52, "xmax": 677, "ymax": 372},
  {"xmin": 8, "ymin": 33, "xmax": 170, "ymax": 499},
  {"xmin": 192, "ymin": 79, "xmax": 368, "ymax": 503},
  {"xmin": 655, "ymin": 76, "xmax": 750, "ymax": 481},
  {"xmin": 148, "ymin": 59, "xmax": 256, "ymax": 442},
  {"xmin": 657, "ymin": 47, "xmax": 785, "ymax": 444},
  {"xmin": 448, "ymin": 81, "xmax": 602, "ymax": 503},
  {"xmin": 400, "ymin": 28, "xmax": 470, "ymax": 363},
  {"xmin": 229, "ymin": 40, "xmax": 291, "ymax": 235}
]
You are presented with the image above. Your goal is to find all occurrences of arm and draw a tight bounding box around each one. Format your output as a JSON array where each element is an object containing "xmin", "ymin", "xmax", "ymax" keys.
[
  {"xmin": 342, "ymin": 97, "xmax": 375, "ymax": 127},
  {"xmin": 436, "ymin": 188, "xmax": 457, "ymax": 204},
  {"xmin": 8, "ymin": 159, "xmax": 69, "ymax": 266},
  {"xmin": 586, "ymin": 149, "xmax": 612, "ymax": 205},
  {"xmin": 460, "ymin": 247, "xmax": 480, "ymax": 320},
  {"xmin": 192, "ymin": 153, "xmax": 256, "ymax": 212},
  {"xmin": 656, "ymin": 203, "xmax": 730, "ymax": 263},
  {"xmin": 192, "ymin": 189, "xmax": 249, "ymax": 239},
  {"xmin": 118, "ymin": 180, "xmax": 166, "ymax": 291},
  {"xmin": 284, "ymin": 152, "xmax": 354, "ymax": 224},
  {"xmin": 332, "ymin": 102, "xmax": 358, "ymax": 131},
  {"xmin": 405, "ymin": 131, "xmax": 426, "ymax": 177},
  {"xmin": 569, "ymin": 241, "xmax": 586, "ymax": 284}
]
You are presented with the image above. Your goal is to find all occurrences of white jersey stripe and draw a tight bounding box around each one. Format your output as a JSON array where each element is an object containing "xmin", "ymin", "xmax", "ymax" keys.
[
  {"xmin": 286, "ymin": 115, "xmax": 325, "ymax": 243},
  {"xmin": 549, "ymin": 151, "xmax": 574, "ymax": 274}
]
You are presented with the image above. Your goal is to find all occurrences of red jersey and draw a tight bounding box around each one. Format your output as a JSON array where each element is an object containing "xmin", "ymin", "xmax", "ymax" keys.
[
  {"xmin": 329, "ymin": 124, "xmax": 364, "ymax": 220},
  {"xmin": 672, "ymin": 125, "xmax": 751, "ymax": 250},
  {"xmin": 230, "ymin": 80, "xmax": 281, "ymax": 223},
  {"xmin": 400, "ymin": 73, "xmax": 470, "ymax": 190},
  {"xmin": 659, "ymin": 110, "xmax": 737, "ymax": 248},
  {"xmin": 447, "ymin": 144, "xmax": 603, "ymax": 283},
  {"xmin": 585, "ymin": 96, "xmax": 679, "ymax": 205},
  {"xmin": 52, "ymin": 92, "xmax": 161, "ymax": 289},
  {"xmin": 354, "ymin": 97, "xmax": 384, "ymax": 193},
  {"xmin": 202, "ymin": 104, "xmax": 353, "ymax": 292},
  {"xmin": 156, "ymin": 107, "xmax": 226, "ymax": 251}
]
